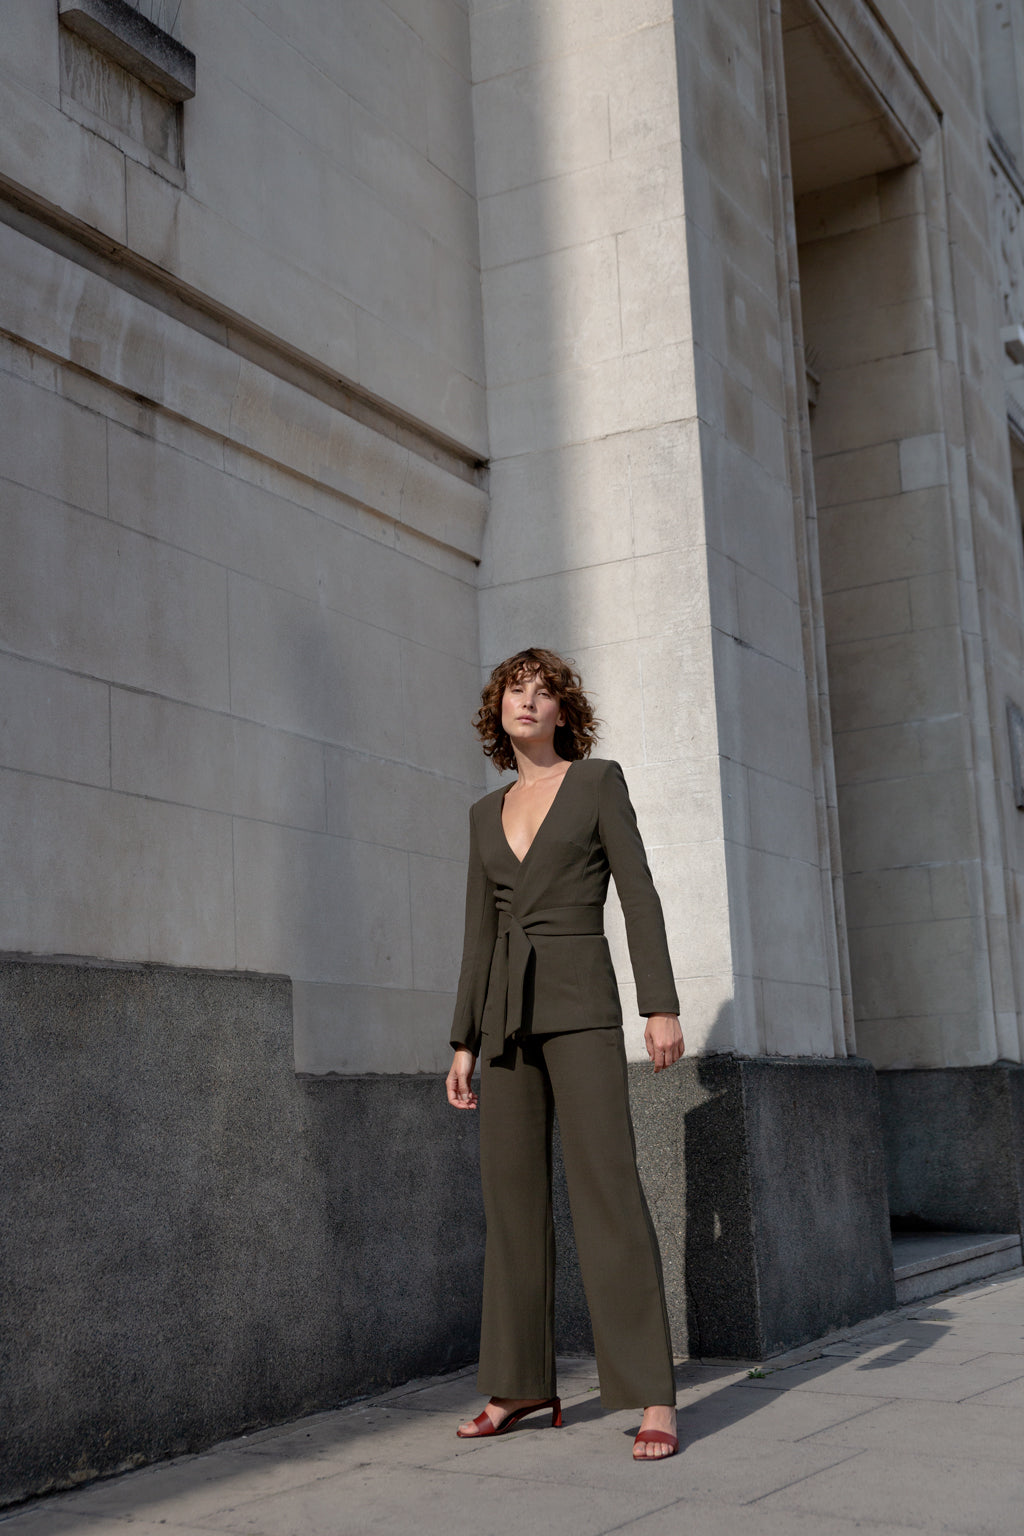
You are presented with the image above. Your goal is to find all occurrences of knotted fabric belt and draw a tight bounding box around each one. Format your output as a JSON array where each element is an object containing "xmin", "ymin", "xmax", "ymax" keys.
[{"xmin": 483, "ymin": 903, "xmax": 605, "ymax": 1058}]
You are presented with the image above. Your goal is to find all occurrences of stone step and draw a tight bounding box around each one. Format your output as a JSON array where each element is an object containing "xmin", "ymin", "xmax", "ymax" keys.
[{"xmin": 892, "ymin": 1231, "xmax": 1023, "ymax": 1304}]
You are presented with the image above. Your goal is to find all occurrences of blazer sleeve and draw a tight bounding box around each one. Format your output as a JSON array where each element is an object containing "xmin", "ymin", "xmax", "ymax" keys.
[
  {"xmin": 598, "ymin": 761, "xmax": 680, "ymax": 1017},
  {"xmin": 449, "ymin": 806, "xmax": 498, "ymax": 1056}
]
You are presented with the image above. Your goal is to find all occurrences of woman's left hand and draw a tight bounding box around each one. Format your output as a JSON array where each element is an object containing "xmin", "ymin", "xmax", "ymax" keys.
[{"xmin": 644, "ymin": 1013, "xmax": 685, "ymax": 1073}]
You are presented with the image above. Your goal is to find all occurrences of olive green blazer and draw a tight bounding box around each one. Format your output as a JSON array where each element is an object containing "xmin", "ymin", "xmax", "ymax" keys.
[{"xmin": 450, "ymin": 757, "xmax": 679, "ymax": 1060}]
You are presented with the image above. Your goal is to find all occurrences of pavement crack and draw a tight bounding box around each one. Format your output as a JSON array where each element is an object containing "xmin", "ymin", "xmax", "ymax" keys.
[{"xmin": 741, "ymin": 1447, "xmax": 868, "ymax": 1505}]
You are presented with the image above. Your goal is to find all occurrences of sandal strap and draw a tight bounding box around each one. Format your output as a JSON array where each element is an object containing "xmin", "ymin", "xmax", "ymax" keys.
[{"xmin": 634, "ymin": 1429, "xmax": 679, "ymax": 1449}]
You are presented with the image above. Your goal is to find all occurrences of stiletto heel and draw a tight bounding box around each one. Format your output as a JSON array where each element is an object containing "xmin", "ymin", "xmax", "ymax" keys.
[{"xmin": 456, "ymin": 1396, "xmax": 562, "ymax": 1438}]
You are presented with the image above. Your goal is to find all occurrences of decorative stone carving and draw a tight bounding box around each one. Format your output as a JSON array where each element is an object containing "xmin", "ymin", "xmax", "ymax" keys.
[{"xmin": 991, "ymin": 149, "xmax": 1024, "ymax": 329}]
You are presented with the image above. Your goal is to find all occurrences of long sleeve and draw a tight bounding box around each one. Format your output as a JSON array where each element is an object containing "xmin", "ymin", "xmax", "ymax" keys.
[
  {"xmin": 597, "ymin": 761, "xmax": 680, "ymax": 1016},
  {"xmin": 449, "ymin": 807, "xmax": 498, "ymax": 1055}
]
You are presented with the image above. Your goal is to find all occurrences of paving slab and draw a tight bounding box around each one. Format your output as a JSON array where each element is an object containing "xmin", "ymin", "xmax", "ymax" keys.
[
  {"xmin": 4, "ymin": 1269, "xmax": 1024, "ymax": 1536},
  {"xmin": 753, "ymin": 1445, "xmax": 1024, "ymax": 1534}
]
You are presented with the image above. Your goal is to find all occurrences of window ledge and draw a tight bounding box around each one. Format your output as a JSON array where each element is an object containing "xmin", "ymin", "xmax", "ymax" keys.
[{"xmin": 58, "ymin": 0, "xmax": 195, "ymax": 102}]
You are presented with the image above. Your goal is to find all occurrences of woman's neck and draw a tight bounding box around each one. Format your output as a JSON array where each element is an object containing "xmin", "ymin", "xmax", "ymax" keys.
[{"xmin": 511, "ymin": 744, "xmax": 568, "ymax": 787}]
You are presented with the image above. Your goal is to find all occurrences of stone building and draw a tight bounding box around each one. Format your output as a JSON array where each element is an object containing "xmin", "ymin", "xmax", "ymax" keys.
[{"xmin": 3, "ymin": 0, "xmax": 1024, "ymax": 1505}]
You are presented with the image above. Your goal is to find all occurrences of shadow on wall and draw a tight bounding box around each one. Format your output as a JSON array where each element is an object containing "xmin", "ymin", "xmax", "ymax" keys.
[{"xmin": 555, "ymin": 1001, "xmax": 895, "ymax": 1362}]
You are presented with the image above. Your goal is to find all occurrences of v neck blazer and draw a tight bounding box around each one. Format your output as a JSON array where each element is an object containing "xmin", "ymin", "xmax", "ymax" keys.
[{"xmin": 450, "ymin": 757, "xmax": 679, "ymax": 1059}]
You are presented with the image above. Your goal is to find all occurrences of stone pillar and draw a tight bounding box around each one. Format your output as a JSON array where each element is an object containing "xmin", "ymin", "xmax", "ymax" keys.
[{"xmin": 469, "ymin": 0, "xmax": 894, "ymax": 1355}]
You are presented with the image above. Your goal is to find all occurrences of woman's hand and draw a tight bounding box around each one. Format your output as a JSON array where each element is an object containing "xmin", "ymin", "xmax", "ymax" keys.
[
  {"xmin": 644, "ymin": 1013, "xmax": 685, "ymax": 1073},
  {"xmin": 446, "ymin": 1048, "xmax": 479, "ymax": 1109}
]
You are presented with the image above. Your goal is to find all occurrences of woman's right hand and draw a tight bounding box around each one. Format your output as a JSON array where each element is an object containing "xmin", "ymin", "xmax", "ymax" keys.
[{"xmin": 446, "ymin": 1048, "xmax": 478, "ymax": 1109}]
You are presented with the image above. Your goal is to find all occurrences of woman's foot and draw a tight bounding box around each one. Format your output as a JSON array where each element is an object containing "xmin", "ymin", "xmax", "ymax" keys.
[
  {"xmin": 456, "ymin": 1396, "xmax": 556, "ymax": 1437},
  {"xmin": 633, "ymin": 1404, "xmax": 678, "ymax": 1460}
]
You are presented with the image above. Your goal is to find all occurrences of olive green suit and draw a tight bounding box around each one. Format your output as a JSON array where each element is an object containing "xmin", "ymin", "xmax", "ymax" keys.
[{"xmin": 451, "ymin": 758, "xmax": 679, "ymax": 1409}]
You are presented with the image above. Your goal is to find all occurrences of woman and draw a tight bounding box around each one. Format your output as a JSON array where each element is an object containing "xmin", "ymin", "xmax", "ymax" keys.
[{"xmin": 446, "ymin": 648, "xmax": 685, "ymax": 1462}]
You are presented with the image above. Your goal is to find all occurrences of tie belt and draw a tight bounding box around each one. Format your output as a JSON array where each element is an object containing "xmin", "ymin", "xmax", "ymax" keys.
[{"xmin": 483, "ymin": 904, "xmax": 605, "ymax": 1058}]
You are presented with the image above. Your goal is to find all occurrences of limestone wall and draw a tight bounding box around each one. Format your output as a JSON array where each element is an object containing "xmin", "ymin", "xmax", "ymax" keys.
[
  {"xmin": 469, "ymin": 0, "xmax": 851, "ymax": 1061},
  {"xmin": 0, "ymin": 0, "xmax": 488, "ymax": 1074}
]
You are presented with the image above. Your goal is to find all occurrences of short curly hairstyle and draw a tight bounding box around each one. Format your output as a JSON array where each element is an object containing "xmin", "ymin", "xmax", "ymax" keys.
[{"xmin": 474, "ymin": 647, "xmax": 599, "ymax": 772}]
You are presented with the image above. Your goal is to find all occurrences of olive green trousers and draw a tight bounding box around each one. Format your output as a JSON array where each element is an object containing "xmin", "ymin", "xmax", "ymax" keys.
[{"xmin": 478, "ymin": 1027, "xmax": 676, "ymax": 1411}]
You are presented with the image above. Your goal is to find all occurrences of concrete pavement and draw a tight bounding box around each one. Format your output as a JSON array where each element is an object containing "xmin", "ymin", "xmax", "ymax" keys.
[{"xmin": 5, "ymin": 1268, "xmax": 1024, "ymax": 1536}]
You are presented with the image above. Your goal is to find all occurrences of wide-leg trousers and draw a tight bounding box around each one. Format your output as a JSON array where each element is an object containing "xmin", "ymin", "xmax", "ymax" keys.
[{"xmin": 477, "ymin": 1027, "xmax": 676, "ymax": 1410}]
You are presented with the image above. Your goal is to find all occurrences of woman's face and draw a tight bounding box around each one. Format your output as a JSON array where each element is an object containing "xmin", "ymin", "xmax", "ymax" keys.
[{"xmin": 501, "ymin": 670, "xmax": 565, "ymax": 750}]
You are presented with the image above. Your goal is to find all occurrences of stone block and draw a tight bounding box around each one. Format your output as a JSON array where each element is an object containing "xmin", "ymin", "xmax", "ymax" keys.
[
  {"xmin": 477, "ymin": 138, "xmax": 685, "ymax": 271},
  {"xmin": 226, "ymin": 573, "xmax": 404, "ymax": 756},
  {"xmin": 908, "ymin": 570, "xmax": 960, "ymax": 631},
  {"xmin": 807, "ymin": 296, "xmax": 936, "ymax": 372},
  {"xmin": 565, "ymin": 639, "xmax": 647, "ymax": 764},
  {"xmin": 838, "ymin": 769, "xmax": 977, "ymax": 871},
  {"xmin": 823, "ymin": 580, "xmax": 912, "ymax": 644},
  {"xmin": 826, "ymin": 625, "xmax": 965, "ymax": 734},
  {"xmin": 0, "ymin": 482, "xmax": 230, "ymax": 711},
  {"xmin": 701, "ymin": 434, "xmax": 799, "ymax": 597},
  {"xmin": 232, "ymin": 817, "xmax": 412, "ymax": 987},
  {"xmin": 811, "ymin": 350, "xmax": 942, "ymax": 457},
  {"xmin": 617, "ymin": 217, "xmax": 692, "ymax": 353},
  {"xmin": 124, "ymin": 164, "xmax": 361, "ymax": 399},
  {"xmin": 713, "ymin": 634, "xmax": 815, "ymax": 791},
  {"xmin": 110, "ymin": 690, "xmax": 327, "ymax": 831},
  {"xmin": 425, "ymin": 46, "xmax": 476, "ymax": 193},
  {"xmin": 798, "ymin": 212, "xmax": 929, "ymax": 325},
  {"xmin": 0, "ymin": 371, "xmax": 107, "ymax": 516},
  {"xmin": 0, "ymin": 959, "xmax": 484, "ymax": 1503},
  {"xmin": 843, "ymin": 865, "xmax": 932, "ymax": 930},
  {"xmin": 471, "ymin": 57, "xmax": 611, "ymax": 200},
  {"xmin": 353, "ymin": 305, "xmax": 488, "ymax": 461},
  {"xmin": 349, "ymin": 94, "xmax": 479, "ymax": 260},
  {"xmin": 877, "ymin": 1065, "xmax": 1024, "ymax": 1234},
  {"xmin": 482, "ymin": 236, "xmax": 622, "ymax": 387},
  {"xmin": 0, "ymin": 770, "xmax": 234, "ymax": 966},
  {"xmin": 760, "ymin": 978, "xmax": 836, "ymax": 1056},
  {"xmin": 640, "ymin": 838, "xmax": 734, "ymax": 979},
  {"xmin": 0, "ymin": 652, "xmax": 109, "ymax": 787},
  {"xmin": 292, "ymin": 980, "xmax": 455, "ymax": 1075},
  {"xmin": 740, "ymin": 846, "xmax": 830, "ymax": 989},
  {"xmin": 626, "ymin": 418, "xmax": 706, "ymax": 558},
  {"xmin": 325, "ymin": 749, "xmax": 478, "ymax": 862},
  {"xmin": 819, "ymin": 487, "xmax": 956, "ymax": 594},
  {"xmin": 747, "ymin": 769, "xmax": 820, "ymax": 864},
  {"xmin": 637, "ymin": 627, "xmax": 720, "ymax": 765},
  {"xmin": 813, "ymin": 442, "xmax": 901, "ymax": 508},
  {"xmin": 734, "ymin": 565, "xmax": 804, "ymax": 670},
  {"xmin": 795, "ymin": 175, "xmax": 882, "ymax": 243},
  {"xmin": 480, "ymin": 559, "xmax": 639, "ymax": 659},
  {"xmin": 482, "ymin": 436, "xmax": 634, "ymax": 584},
  {"xmin": 400, "ymin": 639, "xmax": 489, "ymax": 782},
  {"xmin": 850, "ymin": 916, "xmax": 983, "ymax": 1021},
  {"xmin": 622, "ymin": 756, "xmax": 726, "ymax": 849},
  {"xmin": 900, "ymin": 432, "xmax": 948, "ymax": 491},
  {"xmin": 634, "ymin": 546, "xmax": 713, "ymax": 634},
  {"xmin": 410, "ymin": 851, "xmax": 467, "ymax": 993},
  {"xmin": 4, "ymin": 0, "xmax": 61, "ymax": 103},
  {"xmin": 833, "ymin": 713, "xmax": 969, "ymax": 786},
  {"xmin": 0, "ymin": 67, "xmax": 126, "ymax": 242}
]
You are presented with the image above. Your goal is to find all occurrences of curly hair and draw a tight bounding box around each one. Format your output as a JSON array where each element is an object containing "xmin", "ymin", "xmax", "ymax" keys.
[{"xmin": 474, "ymin": 647, "xmax": 599, "ymax": 772}]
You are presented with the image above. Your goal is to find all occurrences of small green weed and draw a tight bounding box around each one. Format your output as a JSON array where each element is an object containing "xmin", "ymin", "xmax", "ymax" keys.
[{"xmin": 747, "ymin": 1368, "xmax": 766, "ymax": 1379}]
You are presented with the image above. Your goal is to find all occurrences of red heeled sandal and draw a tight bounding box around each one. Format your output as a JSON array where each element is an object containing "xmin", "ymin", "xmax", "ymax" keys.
[
  {"xmin": 456, "ymin": 1397, "xmax": 562, "ymax": 1438},
  {"xmin": 633, "ymin": 1428, "xmax": 679, "ymax": 1460}
]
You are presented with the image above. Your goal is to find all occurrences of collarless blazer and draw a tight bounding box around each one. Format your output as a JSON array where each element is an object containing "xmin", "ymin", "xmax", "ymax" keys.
[{"xmin": 450, "ymin": 757, "xmax": 679, "ymax": 1060}]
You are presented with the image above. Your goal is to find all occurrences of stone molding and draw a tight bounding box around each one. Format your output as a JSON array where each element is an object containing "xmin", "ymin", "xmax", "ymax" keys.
[
  {"xmin": 990, "ymin": 139, "xmax": 1024, "ymax": 330},
  {"xmin": 0, "ymin": 217, "xmax": 486, "ymax": 564},
  {"xmin": 58, "ymin": 0, "xmax": 196, "ymax": 102},
  {"xmin": 803, "ymin": 0, "xmax": 939, "ymax": 158}
]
